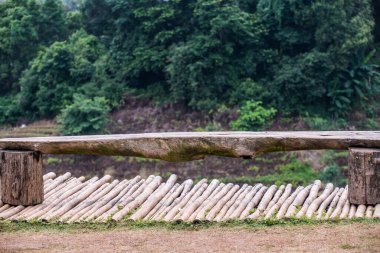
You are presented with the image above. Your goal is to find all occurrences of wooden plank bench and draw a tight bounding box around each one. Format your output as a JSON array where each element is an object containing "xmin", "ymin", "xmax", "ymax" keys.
[{"xmin": 0, "ymin": 131, "xmax": 379, "ymax": 206}]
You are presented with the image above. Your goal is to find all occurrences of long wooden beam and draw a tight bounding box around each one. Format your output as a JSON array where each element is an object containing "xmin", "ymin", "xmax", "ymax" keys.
[{"xmin": 0, "ymin": 131, "xmax": 379, "ymax": 162}]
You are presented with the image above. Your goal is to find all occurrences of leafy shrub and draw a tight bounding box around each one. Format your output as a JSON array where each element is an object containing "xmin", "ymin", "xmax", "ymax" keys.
[
  {"xmin": 327, "ymin": 50, "xmax": 380, "ymax": 116},
  {"xmin": 253, "ymin": 157, "xmax": 318, "ymax": 186},
  {"xmin": 19, "ymin": 30, "xmax": 119, "ymax": 119},
  {"xmin": 57, "ymin": 95, "xmax": 110, "ymax": 135},
  {"xmin": 231, "ymin": 101, "xmax": 277, "ymax": 131},
  {"xmin": 304, "ymin": 114, "xmax": 348, "ymax": 130},
  {"xmin": 319, "ymin": 164, "xmax": 347, "ymax": 187},
  {"xmin": 0, "ymin": 95, "xmax": 20, "ymax": 125}
]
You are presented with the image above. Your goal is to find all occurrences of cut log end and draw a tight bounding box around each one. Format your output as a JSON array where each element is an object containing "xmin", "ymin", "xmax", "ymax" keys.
[
  {"xmin": 0, "ymin": 150, "xmax": 44, "ymax": 205},
  {"xmin": 348, "ymin": 148, "xmax": 380, "ymax": 205}
]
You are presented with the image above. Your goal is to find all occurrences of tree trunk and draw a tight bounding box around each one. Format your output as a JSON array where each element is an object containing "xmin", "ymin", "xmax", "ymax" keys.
[
  {"xmin": 348, "ymin": 148, "xmax": 380, "ymax": 205},
  {"xmin": 0, "ymin": 150, "xmax": 43, "ymax": 205}
]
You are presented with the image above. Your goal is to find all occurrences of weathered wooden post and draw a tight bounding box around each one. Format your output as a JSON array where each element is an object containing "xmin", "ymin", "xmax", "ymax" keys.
[
  {"xmin": 0, "ymin": 150, "xmax": 44, "ymax": 205},
  {"xmin": 348, "ymin": 148, "xmax": 380, "ymax": 205}
]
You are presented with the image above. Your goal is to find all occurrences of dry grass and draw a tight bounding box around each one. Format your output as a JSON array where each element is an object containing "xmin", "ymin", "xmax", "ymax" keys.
[{"xmin": 0, "ymin": 121, "xmax": 59, "ymax": 138}]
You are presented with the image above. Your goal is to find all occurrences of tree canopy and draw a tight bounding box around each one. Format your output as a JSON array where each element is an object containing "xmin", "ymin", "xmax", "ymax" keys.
[{"xmin": 0, "ymin": 0, "xmax": 379, "ymax": 131}]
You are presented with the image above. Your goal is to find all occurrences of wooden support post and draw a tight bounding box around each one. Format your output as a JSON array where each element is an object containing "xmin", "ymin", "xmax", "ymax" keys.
[
  {"xmin": 0, "ymin": 150, "xmax": 43, "ymax": 205},
  {"xmin": 348, "ymin": 148, "xmax": 380, "ymax": 205}
]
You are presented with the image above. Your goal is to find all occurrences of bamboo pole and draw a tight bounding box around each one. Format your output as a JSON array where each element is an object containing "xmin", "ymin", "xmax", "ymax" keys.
[
  {"xmin": 316, "ymin": 187, "xmax": 339, "ymax": 219},
  {"xmin": 131, "ymin": 175, "xmax": 178, "ymax": 220},
  {"xmin": 42, "ymin": 175, "xmax": 112, "ymax": 221},
  {"xmin": 96, "ymin": 178, "xmax": 147, "ymax": 221},
  {"xmin": 285, "ymin": 185, "xmax": 311, "ymax": 218},
  {"xmin": 189, "ymin": 183, "xmax": 226, "ymax": 221},
  {"xmin": 264, "ymin": 184, "xmax": 292, "ymax": 219},
  {"xmin": 230, "ymin": 184, "xmax": 263, "ymax": 220},
  {"xmin": 44, "ymin": 172, "xmax": 71, "ymax": 194},
  {"xmin": 173, "ymin": 183, "xmax": 209, "ymax": 221},
  {"xmin": 248, "ymin": 185, "xmax": 277, "ymax": 219},
  {"xmin": 0, "ymin": 172, "xmax": 58, "ymax": 218},
  {"xmin": 43, "ymin": 172, "xmax": 57, "ymax": 181},
  {"xmin": 348, "ymin": 205, "xmax": 357, "ymax": 219},
  {"xmin": 179, "ymin": 179, "xmax": 219, "ymax": 221},
  {"xmin": 22, "ymin": 177, "xmax": 86, "ymax": 220},
  {"xmin": 195, "ymin": 183, "xmax": 234, "ymax": 221},
  {"xmin": 95, "ymin": 176, "xmax": 153, "ymax": 221},
  {"xmin": 324, "ymin": 187, "xmax": 344, "ymax": 219},
  {"xmin": 159, "ymin": 179, "xmax": 207, "ymax": 221},
  {"xmin": 43, "ymin": 179, "xmax": 53, "ymax": 189},
  {"xmin": 0, "ymin": 204, "xmax": 11, "ymax": 213},
  {"xmin": 373, "ymin": 204, "xmax": 380, "ymax": 218},
  {"xmin": 169, "ymin": 180, "xmax": 209, "ymax": 221},
  {"xmin": 67, "ymin": 180, "xmax": 125, "ymax": 223},
  {"xmin": 365, "ymin": 206, "xmax": 374, "ymax": 218},
  {"xmin": 263, "ymin": 185, "xmax": 285, "ymax": 215},
  {"xmin": 339, "ymin": 200, "xmax": 350, "ymax": 219},
  {"xmin": 0, "ymin": 205, "xmax": 25, "ymax": 219},
  {"xmin": 61, "ymin": 180, "xmax": 117, "ymax": 221},
  {"xmin": 296, "ymin": 180, "xmax": 321, "ymax": 218},
  {"xmin": 214, "ymin": 184, "xmax": 248, "ymax": 222},
  {"xmin": 276, "ymin": 186, "xmax": 303, "ymax": 219},
  {"xmin": 44, "ymin": 177, "xmax": 73, "ymax": 197},
  {"xmin": 112, "ymin": 176, "xmax": 163, "ymax": 221},
  {"xmin": 146, "ymin": 183, "xmax": 180, "ymax": 220},
  {"xmin": 305, "ymin": 183, "xmax": 334, "ymax": 218},
  {"xmin": 163, "ymin": 181, "xmax": 207, "ymax": 221},
  {"xmin": 152, "ymin": 179, "xmax": 193, "ymax": 220},
  {"xmin": 46, "ymin": 179, "xmax": 111, "ymax": 221},
  {"xmin": 206, "ymin": 184, "xmax": 240, "ymax": 221},
  {"xmin": 109, "ymin": 177, "xmax": 165, "ymax": 221},
  {"xmin": 78, "ymin": 180, "xmax": 130, "ymax": 221},
  {"xmin": 221, "ymin": 185, "xmax": 253, "ymax": 221},
  {"xmin": 355, "ymin": 204, "xmax": 366, "ymax": 218},
  {"xmin": 83, "ymin": 177, "xmax": 140, "ymax": 221},
  {"xmin": 330, "ymin": 186, "xmax": 348, "ymax": 219},
  {"xmin": 180, "ymin": 179, "xmax": 193, "ymax": 197},
  {"xmin": 24, "ymin": 178, "xmax": 86, "ymax": 220},
  {"xmin": 59, "ymin": 180, "xmax": 111, "ymax": 221}
]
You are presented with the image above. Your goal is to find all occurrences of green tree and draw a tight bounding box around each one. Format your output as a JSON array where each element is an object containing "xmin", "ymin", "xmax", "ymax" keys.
[
  {"xmin": 0, "ymin": 0, "xmax": 40, "ymax": 94},
  {"xmin": 256, "ymin": 0, "xmax": 376, "ymax": 115},
  {"xmin": 167, "ymin": 0, "xmax": 266, "ymax": 110},
  {"xmin": 19, "ymin": 30, "xmax": 119, "ymax": 118},
  {"xmin": 231, "ymin": 101, "xmax": 277, "ymax": 131},
  {"xmin": 0, "ymin": 0, "xmax": 70, "ymax": 95},
  {"xmin": 58, "ymin": 95, "xmax": 110, "ymax": 135}
]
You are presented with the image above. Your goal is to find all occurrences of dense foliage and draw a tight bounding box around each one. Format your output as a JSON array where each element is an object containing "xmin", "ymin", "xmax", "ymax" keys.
[
  {"xmin": 0, "ymin": 0, "xmax": 379, "ymax": 132},
  {"xmin": 231, "ymin": 101, "xmax": 276, "ymax": 130},
  {"xmin": 58, "ymin": 94, "xmax": 110, "ymax": 135}
]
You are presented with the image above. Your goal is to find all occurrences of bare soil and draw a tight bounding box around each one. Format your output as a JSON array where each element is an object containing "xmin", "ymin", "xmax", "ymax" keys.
[{"xmin": 1, "ymin": 223, "xmax": 379, "ymax": 253}]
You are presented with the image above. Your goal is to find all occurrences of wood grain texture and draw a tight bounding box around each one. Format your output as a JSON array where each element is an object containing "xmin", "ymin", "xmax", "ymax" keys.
[
  {"xmin": 0, "ymin": 131, "xmax": 379, "ymax": 162},
  {"xmin": 348, "ymin": 148, "xmax": 380, "ymax": 205},
  {"xmin": 0, "ymin": 150, "xmax": 43, "ymax": 205}
]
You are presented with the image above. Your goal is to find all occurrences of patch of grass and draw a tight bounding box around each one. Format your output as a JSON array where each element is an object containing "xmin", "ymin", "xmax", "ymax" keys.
[
  {"xmin": 111, "ymin": 156, "xmax": 126, "ymax": 162},
  {"xmin": 45, "ymin": 157, "xmax": 62, "ymax": 165},
  {"xmin": 221, "ymin": 156, "xmax": 318, "ymax": 186},
  {"xmin": 0, "ymin": 218, "xmax": 378, "ymax": 233},
  {"xmin": 254, "ymin": 157, "xmax": 275, "ymax": 163},
  {"xmin": 128, "ymin": 157, "xmax": 160, "ymax": 163},
  {"xmin": 320, "ymin": 150, "xmax": 348, "ymax": 164},
  {"xmin": 248, "ymin": 166, "xmax": 260, "ymax": 172},
  {"xmin": 340, "ymin": 244, "xmax": 359, "ymax": 250}
]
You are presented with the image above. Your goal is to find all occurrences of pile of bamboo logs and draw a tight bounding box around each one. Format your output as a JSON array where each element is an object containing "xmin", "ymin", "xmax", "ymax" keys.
[{"xmin": 0, "ymin": 172, "xmax": 379, "ymax": 222}]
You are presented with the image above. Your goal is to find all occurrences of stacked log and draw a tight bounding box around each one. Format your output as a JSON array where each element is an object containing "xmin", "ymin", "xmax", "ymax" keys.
[{"xmin": 0, "ymin": 172, "xmax": 379, "ymax": 222}]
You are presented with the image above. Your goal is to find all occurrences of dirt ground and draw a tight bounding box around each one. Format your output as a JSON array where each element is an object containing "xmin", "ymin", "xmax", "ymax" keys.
[{"xmin": 0, "ymin": 223, "xmax": 379, "ymax": 253}]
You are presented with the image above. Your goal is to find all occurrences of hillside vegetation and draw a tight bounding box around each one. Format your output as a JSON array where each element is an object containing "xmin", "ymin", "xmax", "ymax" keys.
[{"xmin": 0, "ymin": 0, "xmax": 379, "ymax": 133}]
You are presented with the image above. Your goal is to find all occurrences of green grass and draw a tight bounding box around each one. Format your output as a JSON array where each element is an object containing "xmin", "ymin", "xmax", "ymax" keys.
[
  {"xmin": 0, "ymin": 218, "xmax": 378, "ymax": 233},
  {"xmin": 221, "ymin": 157, "xmax": 318, "ymax": 186}
]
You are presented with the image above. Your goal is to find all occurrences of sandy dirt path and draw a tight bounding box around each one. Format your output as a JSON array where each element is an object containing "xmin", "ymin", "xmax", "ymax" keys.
[{"xmin": 0, "ymin": 223, "xmax": 379, "ymax": 253}]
